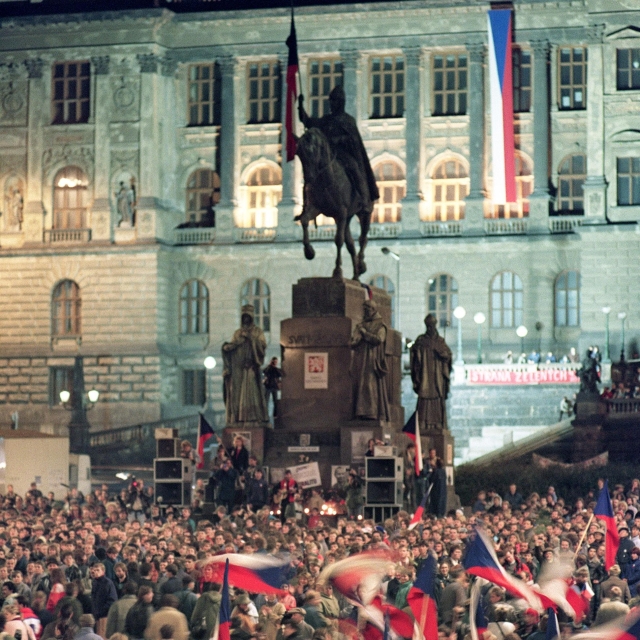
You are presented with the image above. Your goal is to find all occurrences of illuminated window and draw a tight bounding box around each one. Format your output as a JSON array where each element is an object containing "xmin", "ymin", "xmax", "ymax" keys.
[
  {"xmin": 186, "ymin": 169, "xmax": 220, "ymax": 224},
  {"xmin": 617, "ymin": 157, "xmax": 640, "ymax": 205},
  {"xmin": 308, "ymin": 58, "xmax": 343, "ymax": 118},
  {"xmin": 617, "ymin": 49, "xmax": 640, "ymax": 90},
  {"xmin": 430, "ymin": 159, "xmax": 469, "ymax": 221},
  {"xmin": 52, "ymin": 280, "xmax": 81, "ymax": 337},
  {"xmin": 53, "ymin": 166, "xmax": 88, "ymax": 229},
  {"xmin": 188, "ymin": 63, "xmax": 221, "ymax": 126},
  {"xmin": 513, "ymin": 48, "xmax": 531, "ymax": 113},
  {"xmin": 555, "ymin": 270, "xmax": 580, "ymax": 327},
  {"xmin": 492, "ymin": 154, "xmax": 533, "ymax": 219},
  {"xmin": 558, "ymin": 47, "xmax": 587, "ymax": 110},
  {"xmin": 52, "ymin": 61, "xmax": 90, "ymax": 124},
  {"xmin": 373, "ymin": 161, "xmax": 405, "ymax": 223},
  {"xmin": 428, "ymin": 274, "xmax": 459, "ymax": 329},
  {"xmin": 247, "ymin": 61, "xmax": 281, "ymax": 124},
  {"xmin": 491, "ymin": 272, "xmax": 523, "ymax": 328},
  {"xmin": 180, "ymin": 280, "xmax": 209, "ymax": 335},
  {"xmin": 557, "ymin": 154, "xmax": 585, "ymax": 214},
  {"xmin": 370, "ymin": 55, "xmax": 405, "ymax": 118},
  {"xmin": 240, "ymin": 165, "xmax": 281, "ymax": 228},
  {"xmin": 432, "ymin": 53, "xmax": 467, "ymax": 116},
  {"xmin": 369, "ymin": 274, "xmax": 396, "ymax": 328},
  {"xmin": 241, "ymin": 279, "xmax": 270, "ymax": 332}
]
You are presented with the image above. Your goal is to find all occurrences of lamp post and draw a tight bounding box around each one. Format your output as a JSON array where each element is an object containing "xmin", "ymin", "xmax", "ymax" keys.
[
  {"xmin": 602, "ymin": 306, "xmax": 611, "ymax": 364},
  {"xmin": 474, "ymin": 312, "xmax": 486, "ymax": 363},
  {"xmin": 618, "ymin": 312, "xmax": 627, "ymax": 361},
  {"xmin": 453, "ymin": 306, "xmax": 466, "ymax": 366},
  {"xmin": 59, "ymin": 356, "xmax": 99, "ymax": 454},
  {"xmin": 381, "ymin": 247, "xmax": 400, "ymax": 330},
  {"xmin": 516, "ymin": 325, "xmax": 528, "ymax": 355},
  {"xmin": 204, "ymin": 356, "xmax": 217, "ymax": 411}
]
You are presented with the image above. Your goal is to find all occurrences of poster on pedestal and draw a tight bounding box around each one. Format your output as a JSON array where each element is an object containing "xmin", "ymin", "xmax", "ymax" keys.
[{"xmin": 304, "ymin": 352, "xmax": 328, "ymax": 389}]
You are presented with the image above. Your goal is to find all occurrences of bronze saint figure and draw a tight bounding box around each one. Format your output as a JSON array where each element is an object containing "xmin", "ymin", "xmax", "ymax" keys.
[
  {"xmin": 222, "ymin": 304, "xmax": 269, "ymax": 426},
  {"xmin": 350, "ymin": 299, "xmax": 390, "ymax": 421},
  {"xmin": 410, "ymin": 314, "xmax": 452, "ymax": 431},
  {"xmin": 295, "ymin": 86, "xmax": 379, "ymax": 280}
]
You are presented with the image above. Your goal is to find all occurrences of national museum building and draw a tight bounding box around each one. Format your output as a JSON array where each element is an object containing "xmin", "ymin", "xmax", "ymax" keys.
[{"xmin": 0, "ymin": 0, "xmax": 637, "ymax": 435}]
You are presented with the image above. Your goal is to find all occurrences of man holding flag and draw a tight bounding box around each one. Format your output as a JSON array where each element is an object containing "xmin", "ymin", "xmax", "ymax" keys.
[{"xmin": 594, "ymin": 480, "xmax": 620, "ymax": 571}]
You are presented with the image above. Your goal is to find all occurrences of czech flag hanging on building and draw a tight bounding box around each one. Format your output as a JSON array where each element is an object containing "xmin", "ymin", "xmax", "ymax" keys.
[
  {"xmin": 594, "ymin": 480, "xmax": 620, "ymax": 571},
  {"xmin": 488, "ymin": 9, "xmax": 516, "ymax": 204},
  {"xmin": 402, "ymin": 411, "xmax": 423, "ymax": 476},
  {"xmin": 219, "ymin": 559, "xmax": 231, "ymax": 640},
  {"xmin": 285, "ymin": 8, "xmax": 299, "ymax": 162},
  {"xmin": 197, "ymin": 413, "xmax": 215, "ymax": 470}
]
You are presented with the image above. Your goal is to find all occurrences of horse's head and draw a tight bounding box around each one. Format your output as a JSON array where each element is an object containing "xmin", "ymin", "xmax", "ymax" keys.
[{"xmin": 296, "ymin": 127, "xmax": 332, "ymax": 170}]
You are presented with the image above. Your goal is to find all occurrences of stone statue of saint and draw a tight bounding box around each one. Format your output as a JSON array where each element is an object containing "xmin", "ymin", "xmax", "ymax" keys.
[
  {"xmin": 350, "ymin": 299, "xmax": 390, "ymax": 421},
  {"xmin": 299, "ymin": 85, "xmax": 379, "ymax": 213},
  {"xmin": 579, "ymin": 347, "xmax": 601, "ymax": 394},
  {"xmin": 222, "ymin": 304, "xmax": 269, "ymax": 426},
  {"xmin": 410, "ymin": 314, "xmax": 453, "ymax": 431},
  {"xmin": 5, "ymin": 186, "xmax": 23, "ymax": 232},
  {"xmin": 116, "ymin": 180, "xmax": 135, "ymax": 227}
]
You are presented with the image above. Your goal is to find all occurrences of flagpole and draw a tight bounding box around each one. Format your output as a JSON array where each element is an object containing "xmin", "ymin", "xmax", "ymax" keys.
[{"xmin": 575, "ymin": 513, "xmax": 594, "ymax": 552}]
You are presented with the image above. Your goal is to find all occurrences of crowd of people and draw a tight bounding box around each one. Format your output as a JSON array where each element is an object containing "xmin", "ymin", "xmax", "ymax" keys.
[{"xmin": 0, "ymin": 471, "xmax": 635, "ymax": 640}]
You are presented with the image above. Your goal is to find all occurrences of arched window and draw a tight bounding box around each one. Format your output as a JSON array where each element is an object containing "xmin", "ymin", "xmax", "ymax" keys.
[
  {"xmin": 427, "ymin": 274, "xmax": 459, "ymax": 329},
  {"xmin": 491, "ymin": 272, "xmax": 523, "ymax": 328},
  {"xmin": 369, "ymin": 274, "xmax": 396, "ymax": 328},
  {"xmin": 557, "ymin": 154, "xmax": 586, "ymax": 214},
  {"xmin": 52, "ymin": 280, "xmax": 81, "ymax": 337},
  {"xmin": 555, "ymin": 270, "xmax": 580, "ymax": 327},
  {"xmin": 240, "ymin": 165, "xmax": 281, "ymax": 228},
  {"xmin": 241, "ymin": 278, "xmax": 270, "ymax": 332},
  {"xmin": 53, "ymin": 166, "xmax": 88, "ymax": 229},
  {"xmin": 186, "ymin": 169, "xmax": 220, "ymax": 225},
  {"xmin": 492, "ymin": 155, "xmax": 533, "ymax": 219},
  {"xmin": 180, "ymin": 280, "xmax": 209, "ymax": 335},
  {"xmin": 373, "ymin": 161, "xmax": 405, "ymax": 223},
  {"xmin": 430, "ymin": 159, "xmax": 469, "ymax": 221}
]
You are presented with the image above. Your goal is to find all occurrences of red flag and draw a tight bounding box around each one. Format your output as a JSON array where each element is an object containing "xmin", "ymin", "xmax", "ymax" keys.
[
  {"xmin": 285, "ymin": 9, "xmax": 298, "ymax": 162},
  {"xmin": 196, "ymin": 413, "xmax": 214, "ymax": 470}
]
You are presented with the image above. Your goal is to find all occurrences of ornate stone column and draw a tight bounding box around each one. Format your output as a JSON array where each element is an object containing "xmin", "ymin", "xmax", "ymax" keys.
[
  {"xmin": 464, "ymin": 42, "xmax": 486, "ymax": 235},
  {"xmin": 401, "ymin": 46, "xmax": 425, "ymax": 236},
  {"xmin": 215, "ymin": 55, "xmax": 240, "ymax": 243},
  {"xmin": 340, "ymin": 49, "xmax": 361, "ymax": 121},
  {"xmin": 528, "ymin": 40, "xmax": 551, "ymax": 234},
  {"xmin": 90, "ymin": 55, "xmax": 112, "ymax": 242},
  {"xmin": 277, "ymin": 53, "xmax": 300, "ymax": 241},
  {"xmin": 583, "ymin": 25, "xmax": 607, "ymax": 223}
]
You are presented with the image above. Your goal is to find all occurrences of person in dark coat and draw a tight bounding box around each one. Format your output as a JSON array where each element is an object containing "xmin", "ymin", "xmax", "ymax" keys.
[
  {"xmin": 429, "ymin": 458, "xmax": 447, "ymax": 517},
  {"xmin": 246, "ymin": 469, "xmax": 269, "ymax": 511},
  {"xmin": 214, "ymin": 460, "xmax": 238, "ymax": 513},
  {"xmin": 617, "ymin": 526, "xmax": 636, "ymax": 572},
  {"xmin": 159, "ymin": 565, "xmax": 182, "ymax": 596},
  {"xmin": 89, "ymin": 563, "xmax": 117, "ymax": 639},
  {"xmin": 230, "ymin": 437, "xmax": 250, "ymax": 474},
  {"xmin": 125, "ymin": 586, "xmax": 155, "ymax": 640}
]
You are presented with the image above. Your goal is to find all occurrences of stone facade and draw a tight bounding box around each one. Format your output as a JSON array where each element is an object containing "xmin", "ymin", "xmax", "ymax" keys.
[{"xmin": 0, "ymin": 2, "xmax": 638, "ymax": 434}]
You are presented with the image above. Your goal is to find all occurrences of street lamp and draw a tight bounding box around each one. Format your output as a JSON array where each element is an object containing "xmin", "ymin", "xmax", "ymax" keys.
[
  {"xmin": 602, "ymin": 306, "xmax": 611, "ymax": 363},
  {"xmin": 516, "ymin": 325, "xmax": 528, "ymax": 355},
  {"xmin": 453, "ymin": 306, "xmax": 466, "ymax": 366},
  {"xmin": 204, "ymin": 356, "xmax": 217, "ymax": 411},
  {"xmin": 618, "ymin": 312, "xmax": 627, "ymax": 361},
  {"xmin": 381, "ymin": 247, "xmax": 400, "ymax": 330},
  {"xmin": 474, "ymin": 312, "xmax": 486, "ymax": 363}
]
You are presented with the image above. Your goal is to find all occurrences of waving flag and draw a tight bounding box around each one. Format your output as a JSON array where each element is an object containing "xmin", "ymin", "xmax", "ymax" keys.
[
  {"xmin": 488, "ymin": 9, "xmax": 516, "ymax": 204},
  {"xmin": 402, "ymin": 411, "xmax": 423, "ymax": 475},
  {"xmin": 219, "ymin": 559, "xmax": 231, "ymax": 640},
  {"xmin": 407, "ymin": 555, "xmax": 438, "ymax": 640},
  {"xmin": 546, "ymin": 608, "xmax": 560, "ymax": 640},
  {"xmin": 571, "ymin": 607, "xmax": 640, "ymax": 640},
  {"xmin": 594, "ymin": 480, "xmax": 620, "ymax": 570},
  {"xmin": 469, "ymin": 579, "xmax": 488, "ymax": 640},
  {"xmin": 285, "ymin": 7, "xmax": 299, "ymax": 162},
  {"xmin": 368, "ymin": 598, "xmax": 414, "ymax": 639},
  {"xmin": 197, "ymin": 413, "xmax": 215, "ymax": 470},
  {"xmin": 199, "ymin": 554, "xmax": 287, "ymax": 594},
  {"xmin": 464, "ymin": 529, "xmax": 542, "ymax": 610},
  {"xmin": 409, "ymin": 487, "xmax": 430, "ymax": 531}
]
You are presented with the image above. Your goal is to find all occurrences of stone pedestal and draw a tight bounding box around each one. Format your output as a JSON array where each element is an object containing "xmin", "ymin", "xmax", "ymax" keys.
[
  {"xmin": 114, "ymin": 226, "xmax": 137, "ymax": 243},
  {"xmin": 267, "ymin": 277, "xmax": 404, "ymax": 486}
]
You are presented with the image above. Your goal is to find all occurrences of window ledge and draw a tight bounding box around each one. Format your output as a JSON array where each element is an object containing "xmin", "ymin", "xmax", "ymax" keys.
[
  {"xmin": 178, "ymin": 334, "xmax": 209, "ymax": 349},
  {"xmin": 608, "ymin": 205, "xmax": 640, "ymax": 222},
  {"xmin": 51, "ymin": 336, "xmax": 82, "ymax": 350}
]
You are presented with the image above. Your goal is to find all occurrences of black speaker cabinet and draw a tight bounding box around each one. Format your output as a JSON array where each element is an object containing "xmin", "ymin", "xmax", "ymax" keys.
[
  {"xmin": 366, "ymin": 480, "xmax": 402, "ymax": 506},
  {"xmin": 155, "ymin": 481, "xmax": 191, "ymax": 506},
  {"xmin": 157, "ymin": 438, "xmax": 180, "ymax": 458}
]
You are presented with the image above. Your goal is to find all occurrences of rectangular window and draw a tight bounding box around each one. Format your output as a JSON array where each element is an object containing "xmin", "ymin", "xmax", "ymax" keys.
[
  {"xmin": 247, "ymin": 61, "xmax": 281, "ymax": 124},
  {"xmin": 370, "ymin": 55, "xmax": 405, "ymax": 118},
  {"xmin": 617, "ymin": 49, "xmax": 640, "ymax": 90},
  {"xmin": 52, "ymin": 61, "xmax": 90, "ymax": 124},
  {"xmin": 49, "ymin": 367, "xmax": 74, "ymax": 406},
  {"xmin": 513, "ymin": 48, "xmax": 531, "ymax": 113},
  {"xmin": 432, "ymin": 53, "xmax": 467, "ymax": 116},
  {"xmin": 617, "ymin": 157, "xmax": 640, "ymax": 205},
  {"xmin": 188, "ymin": 63, "xmax": 221, "ymax": 126},
  {"xmin": 308, "ymin": 58, "xmax": 343, "ymax": 118},
  {"xmin": 182, "ymin": 369, "xmax": 206, "ymax": 406},
  {"xmin": 558, "ymin": 46, "xmax": 587, "ymax": 110}
]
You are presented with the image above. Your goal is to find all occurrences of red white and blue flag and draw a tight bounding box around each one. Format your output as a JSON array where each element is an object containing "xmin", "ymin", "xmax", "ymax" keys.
[
  {"xmin": 571, "ymin": 607, "xmax": 640, "ymax": 640},
  {"xmin": 546, "ymin": 608, "xmax": 560, "ymax": 640},
  {"xmin": 219, "ymin": 559, "xmax": 231, "ymax": 640},
  {"xmin": 594, "ymin": 480, "xmax": 620, "ymax": 571},
  {"xmin": 407, "ymin": 555, "xmax": 438, "ymax": 640},
  {"xmin": 487, "ymin": 9, "xmax": 516, "ymax": 205},
  {"xmin": 285, "ymin": 8, "xmax": 299, "ymax": 162},
  {"xmin": 200, "ymin": 554, "xmax": 287, "ymax": 595},
  {"xmin": 469, "ymin": 580, "xmax": 488, "ymax": 640},
  {"xmin": 464, "ymin": 529, "xmax": 542, "ymax": 610},
  {"xmin": 197, "ymin": 413, "xmax": 215, "ymax": 470},
  {"xmin": 408, "ymin": 488, "xmax": 429, "ymax": 531},
  {"xmin": 402, "ymin": 411, "xmax": 423, "ymax": 475}
]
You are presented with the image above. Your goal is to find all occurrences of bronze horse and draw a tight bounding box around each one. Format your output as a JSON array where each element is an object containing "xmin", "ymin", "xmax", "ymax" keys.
[{"xmin": 294, "ymin": 128, "xmax": 372, "ymax": 280}]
